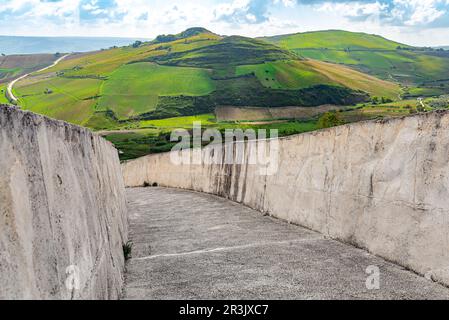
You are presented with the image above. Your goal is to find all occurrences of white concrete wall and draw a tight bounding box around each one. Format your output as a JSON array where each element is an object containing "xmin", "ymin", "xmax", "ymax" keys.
[
  {"xmin": 0, "ymin": 106, "xmax": 128, "ymax": 300},
  {"xmin": 123, "ymin": 111, "xmax": 449, "ymax": 288}
]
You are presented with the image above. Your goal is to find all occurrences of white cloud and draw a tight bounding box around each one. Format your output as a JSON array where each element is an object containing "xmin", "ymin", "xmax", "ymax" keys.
[
  {"xmin": 317, "ymin": 1, "xmax": 388, "ymax": 20},
  {"xmin": 317, "ymin": 0, "xmax": 449, "ymax": 26},
  {"xmin": 1, "ymin": 0, "xmax": 449, "ymax": 46},
  {"xmin": 392, "ymin": 0, "xmax": 446, "ymax": 26}
]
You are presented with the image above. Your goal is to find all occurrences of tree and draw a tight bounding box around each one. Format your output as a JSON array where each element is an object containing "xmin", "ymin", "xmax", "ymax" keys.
[
  {"xmin": 318, "ymin": 111, "xmax": 344, "ymax": 129},
  {"xmin": 371, "ymin": 96, "xmax": 380, "ymax": 104},
  {"xmin": 132, "ymin": 41, "xmax": 142, "ymax": 48},
  {"xmin": 381, "ymin": 97, "xmax": 393, "ymax": 104}
]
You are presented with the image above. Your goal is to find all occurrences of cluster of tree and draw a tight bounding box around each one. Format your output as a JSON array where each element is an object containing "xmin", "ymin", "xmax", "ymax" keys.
[
  {"xmin": 318, "ymin": 111, "xmax": 344, "ymax": 129},
  {"xmin": 397, "ymin": 45, "xmax": 446, "ymax": 52},
  {"xmin": 155, "ymin": 34, "xmax": 178, "ymax": 43},
  {"xmin": 371, "ymin": 96, "xmax": 393, "ymax": 105},
  {"xmin": 132, "ymin": 41, "xmax": 143, "ymax": 48},
  {"xmin": 405, "ymin": 103, "xmax": 426, "ymax": 114},
  {"xmin": 428, "ymin": 95, "xmax": 449, "ymax": 109}
]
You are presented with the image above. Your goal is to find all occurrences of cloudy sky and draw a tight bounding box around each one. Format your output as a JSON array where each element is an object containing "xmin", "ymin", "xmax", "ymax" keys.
[{"xmin": 1, "ymin": 0, "xmax": 449, "ymax": 46}]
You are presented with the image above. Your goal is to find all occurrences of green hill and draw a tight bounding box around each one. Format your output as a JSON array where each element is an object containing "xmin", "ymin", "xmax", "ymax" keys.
[
  {"xmin": 261, "ymin": 30, "xmax": 449, "ymax": 94},
  {"xmin": 13, "ymin": 28, "xmax": 400, "ymax": 127}
]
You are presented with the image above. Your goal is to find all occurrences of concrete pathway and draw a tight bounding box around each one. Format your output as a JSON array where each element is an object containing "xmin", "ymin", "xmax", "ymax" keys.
[{"xmin": 123, "ymin": 188, "xmax": 449, "ymax": 300}]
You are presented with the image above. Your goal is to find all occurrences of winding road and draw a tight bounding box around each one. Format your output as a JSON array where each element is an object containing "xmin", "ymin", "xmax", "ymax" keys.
[
  {"xmin": 123, "ymin": 187, "xmax": 449, "ymax": 300},
  {"xmin": 7, "ymin": 54, "xmax": 70, "ymax": 103}
]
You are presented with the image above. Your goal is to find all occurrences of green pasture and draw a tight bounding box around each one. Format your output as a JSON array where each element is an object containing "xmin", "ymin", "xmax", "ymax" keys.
[
  {"xmin": 15, "ymin": 77, "xmax": 102, "ymax": 125},
  {"xmin": 98, "ymin": 62, "xmax": 215, "ymax": 120},
  {"xmin": 236, "ymin": 60, "xmax": 331, "ymax": 89},
  {"xmin": 0, "ymin": 84, "xmax": 9, "ymax": 104}
]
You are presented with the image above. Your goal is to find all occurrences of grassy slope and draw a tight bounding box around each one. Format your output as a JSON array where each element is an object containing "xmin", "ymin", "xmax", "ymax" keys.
[
  {"xmin": 236, "ymin": 60, "xmax": 332, "ymax": 89},
  {"xmin": 261, "ymin": 30, "xmax": 449, "ymax": 90},
  {"xmin": 15, "ymin": 75, "xmax": 102, "ymax": 125},
  {"xmin": 98, "ymin": 62, "xmax": 215, "ymax": 119},
  {"xmin": 0, "ymin": 84, "xmax": 9, "ymax": 104},
  {"xmin": 235, "ymin": 59, "xmax": 399, "ymax": 98},
  {"xmin": 304, "ymin": 60, "xmax": 399, "ymax": 99}
]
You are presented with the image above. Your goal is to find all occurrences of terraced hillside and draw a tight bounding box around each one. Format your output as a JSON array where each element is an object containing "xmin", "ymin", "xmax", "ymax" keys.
[
  {"xmin": 12, "ymin": 28, "xmax": 402, "ymax": 128},
  {"xmin": 261, "ymin": 30, "xmax": 449, "ymax": 96}
]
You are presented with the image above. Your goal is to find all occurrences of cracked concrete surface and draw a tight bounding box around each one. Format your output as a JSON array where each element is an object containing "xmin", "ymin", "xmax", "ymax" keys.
[
  {"xmin": 123, "ymin": 112, "xmax": 449, "ymax": 286},
  {"xmin": 123, "ymin": 188, "xmax": 449, "ymax": 300},
  {"xmin": 0, "ymin": 106, "xmax": 128, "ymax": 300}
]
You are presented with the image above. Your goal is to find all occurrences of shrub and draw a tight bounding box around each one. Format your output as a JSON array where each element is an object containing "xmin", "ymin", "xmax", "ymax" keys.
[
  {"xmin": 318, "ymin": 111, "xmax": 344, "ymax": 129},
  {"xmin": 132, "ymin": 41, "xmax": 143, "ymax": 48},
  {"xmin": 123, "ymin": 241, "xmax": 133, "ymax": 261}
]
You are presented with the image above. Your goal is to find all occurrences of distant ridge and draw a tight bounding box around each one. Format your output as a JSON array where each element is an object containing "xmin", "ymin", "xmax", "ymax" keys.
[
  {"xmin": 0, "ymin": 35, "xmax": 148, "ymax": 55},
  {"xmin": 260, "ymin": 29, "xmax": 411, "ymax": 50}
]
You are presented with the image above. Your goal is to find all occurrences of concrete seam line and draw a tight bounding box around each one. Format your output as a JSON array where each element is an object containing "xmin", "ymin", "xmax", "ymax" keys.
[{"xmin": 132, "ymin": 237, "xmax": 324, "ymax": 261}]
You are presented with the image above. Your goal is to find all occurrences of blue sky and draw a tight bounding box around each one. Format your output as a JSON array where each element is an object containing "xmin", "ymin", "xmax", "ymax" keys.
[{"xmin": 1, "ymin": 0, "xmax": 449, "ymax": 46}]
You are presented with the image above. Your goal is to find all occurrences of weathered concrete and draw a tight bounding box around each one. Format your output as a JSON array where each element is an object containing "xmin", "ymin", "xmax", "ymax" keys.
[
  {"xmin": 122, "ymin": 111, "xmax": 449, "ymax": 288},
  {"xmin": 124, "ymin": 188, "xmax": 449, "ymax": 300},
  {"xmin": 0, "ymin": 106, "xmax": 128, "ymax": 300}
]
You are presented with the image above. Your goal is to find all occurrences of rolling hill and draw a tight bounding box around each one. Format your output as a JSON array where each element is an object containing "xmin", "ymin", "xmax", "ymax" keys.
[
  {"xmin": 11, "ymin": 28, "xmax": 401, "ymax": 129},
  {"xmin": 261, "ymin": 30, "xmax": 449, "ymax": 95}
]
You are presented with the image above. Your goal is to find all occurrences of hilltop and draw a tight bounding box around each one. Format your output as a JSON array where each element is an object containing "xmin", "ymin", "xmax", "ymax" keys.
[
  {"xmin": 11, "ymin": 28, "xmax": 401, "ymax": 128},
  {"xmin": 153, "ymin": 27, "xmax": 219, "ymax": 43},
  {"xmin": 260, "ymin": 30, "xmax": 409, "ymax": 50}
]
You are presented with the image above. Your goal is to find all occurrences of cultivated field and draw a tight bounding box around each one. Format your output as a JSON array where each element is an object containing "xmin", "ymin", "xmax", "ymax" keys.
[
  {"xmin": 0, "ymin": 54, "xmax": 56, "ymax": 84},
  {"xmin": 98, "ymin": 62, "xmax": 215, "ymax": 119},
  {"xmin": 215, "ymin": 105, "xmax": 343, "ymax": 122}
]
